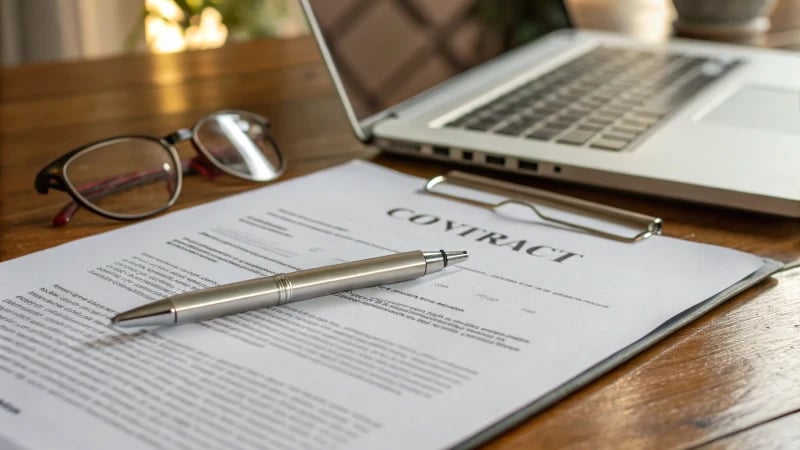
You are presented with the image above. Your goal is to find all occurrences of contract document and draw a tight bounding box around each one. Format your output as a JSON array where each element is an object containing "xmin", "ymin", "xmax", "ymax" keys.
[{"xmin": 0, "ymin": 160, "xmax": 777, "ymax": 449}]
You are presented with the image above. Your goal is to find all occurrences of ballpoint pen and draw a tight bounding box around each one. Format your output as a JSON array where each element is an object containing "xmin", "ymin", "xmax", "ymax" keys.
[{"xmin": 111, "ymin": 249, "xmax": 468, "ymax": 327}]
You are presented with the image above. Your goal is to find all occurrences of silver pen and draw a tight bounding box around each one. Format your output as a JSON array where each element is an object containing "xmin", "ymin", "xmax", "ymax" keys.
[{"xmin": 111, "ymin": 249, "xmax": 468, "ymax": 327}]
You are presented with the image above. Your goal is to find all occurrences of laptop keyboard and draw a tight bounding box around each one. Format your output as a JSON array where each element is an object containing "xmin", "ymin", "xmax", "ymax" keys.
[{"xmin": 444, "ymin": 46, "xmax": 739, "ymax": 151}]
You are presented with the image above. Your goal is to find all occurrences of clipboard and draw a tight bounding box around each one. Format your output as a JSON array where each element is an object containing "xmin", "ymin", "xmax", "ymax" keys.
[{"xmin": 424, "ymin": 170, "xmax": 662, "ymax": 243}]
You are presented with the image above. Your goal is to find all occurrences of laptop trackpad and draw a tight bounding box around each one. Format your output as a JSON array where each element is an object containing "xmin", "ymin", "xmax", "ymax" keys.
[{"xmin": 700, "ymin": 85, "xmax": 800, "ymax": 136}]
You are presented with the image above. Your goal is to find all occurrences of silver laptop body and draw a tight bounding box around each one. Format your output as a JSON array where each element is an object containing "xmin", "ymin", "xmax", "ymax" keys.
[{"xmin": 301, "ymin": 0, "xmax": 800, "ymax": 217}]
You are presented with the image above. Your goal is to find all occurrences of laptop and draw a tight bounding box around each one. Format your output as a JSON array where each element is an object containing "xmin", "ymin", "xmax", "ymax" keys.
[{"xmin": 300, "ymin": 0, "xmax": 800, "ymax": 217}]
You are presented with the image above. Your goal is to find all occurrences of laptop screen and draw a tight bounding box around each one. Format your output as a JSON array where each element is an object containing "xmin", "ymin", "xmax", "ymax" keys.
[{"xmin": 305, "ymin": 0, "xmax": 571, "ymax": 122}]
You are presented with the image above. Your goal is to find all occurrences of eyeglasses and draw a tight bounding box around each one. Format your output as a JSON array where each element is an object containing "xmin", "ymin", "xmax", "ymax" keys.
[{"xmin": 35, "ymin": 110, "xmax": 285, "ymax": 226}]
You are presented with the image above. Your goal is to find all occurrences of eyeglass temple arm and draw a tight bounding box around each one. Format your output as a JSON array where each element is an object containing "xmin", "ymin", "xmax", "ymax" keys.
[{"xmin": 50, "ymin": 156, "xmax": 221, "ymax": 226}]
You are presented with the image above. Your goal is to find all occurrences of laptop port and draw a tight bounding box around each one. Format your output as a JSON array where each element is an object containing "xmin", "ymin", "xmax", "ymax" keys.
[
  {"xmin": 461, "ymin": 151, "xmax": 474, "ymax": 161},
  {"xmin": 389, "ymin": 140, "xmax": 421, "ymax": 152},
  {"xmin": 519, "ymin": 160, "xmax": 538, "ymax": 172},
  {"xmin": 432, "ymin": 145, "xmax": 449, "ymax": 156},
  {"xmin": 486, "ymin": 155, "xmax": 505, "ymax": 166}
]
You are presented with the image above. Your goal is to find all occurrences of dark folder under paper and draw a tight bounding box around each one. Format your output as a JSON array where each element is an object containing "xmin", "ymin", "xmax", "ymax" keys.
[{"xmin": 423, "ymin": 171, "xmax": 662, "ymax": 243}]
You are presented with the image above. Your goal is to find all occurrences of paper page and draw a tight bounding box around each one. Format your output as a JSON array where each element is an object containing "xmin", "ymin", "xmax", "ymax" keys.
[{"xmin": 0, "ymin": 160, "xmax": 766, "ymax": 450}]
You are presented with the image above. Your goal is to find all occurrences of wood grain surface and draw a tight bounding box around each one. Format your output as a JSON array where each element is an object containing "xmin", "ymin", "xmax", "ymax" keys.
[{"xmin": 1, "ymin": 3, "xmax": 799, "ymax": 448}]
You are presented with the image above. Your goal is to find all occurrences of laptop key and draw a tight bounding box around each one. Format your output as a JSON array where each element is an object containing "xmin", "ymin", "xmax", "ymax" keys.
[
  {"xmin": 527, "ymin": 127, "xmax": 563, "ymax": 140},
  {"xmin": 543, "ymin": 119, "xmax": 572, "ymax": 131},
  {"xmin": 612, "ymin": 125, "xmax": 645, "ymax": 135},
  {"xmin": 577, "ymin": 123, "xmax": 605, "ymax": 132},
  {"xmin": 557, "ymin": 129, "xmax": 597, "ymax": 145},
  {"xmin": 496, "ymin": 122, "xmax": 530, "ymax": 136},
  {"xmin": 519, "ymin": 109, "xmax": 547, "ymax": 120},
  {"xmin": 535, "ymin": 106, "xmax": 557, "ymax": 116},
  {"xmin": 620, "ymin": 118, "xmax": 653, "ymax": 130},
  {"xmin": 566, "ymin": 106, "xmax": 592, "ymax": 116},
  {"xmin": 596, "ymin": 105, "xmax": 627, "ymax": 117},
  {"xmin": 520, "ymin": 117, "xmax": 548, "ymax": 129},
  {"xmin": 466, "ymin": 120, "xmax": 498, "ymax": 131},
  {"xmin": 585, "ymin": 115, "xmax": 615, "ymax": 126},
  {"xmin": 628, "ymin": 110, "xmax": 661, "ymax": 123},
  {"xmin": 591, "ymin": 137, "xmax": 629, "ymax": 151},
  {"xmin": 557, "ymin": 113, "xmax": 586, "ymax": 123},
  {"xmin": 602, "ymin": 132, "xmax": 636, "ymax": 142}
]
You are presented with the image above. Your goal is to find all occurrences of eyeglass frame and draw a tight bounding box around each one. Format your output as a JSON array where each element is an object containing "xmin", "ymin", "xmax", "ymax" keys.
[{"xmin": 34, "ymin": 109, "xmax": 286, "ymax": 225}]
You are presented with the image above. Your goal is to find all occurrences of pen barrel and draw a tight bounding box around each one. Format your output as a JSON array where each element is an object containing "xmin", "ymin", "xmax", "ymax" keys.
[
  {"xmin": 170, "ymin": 277, "xmax": 284, "ymax": 324},
  {"xmin": 285, "ymin": 250, "xmax": 428, "ymax": 302},
  {"xmin": 169, "ymin": 251, "xmax": 428, "ymax": 324}
]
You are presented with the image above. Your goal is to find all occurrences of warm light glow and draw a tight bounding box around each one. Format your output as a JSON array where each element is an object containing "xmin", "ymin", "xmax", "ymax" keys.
[
  {"xmin": 145, "ymin": 16, "xmax": 187, "ymax": 53},
  {"xmin": 184, "ymin": 8, "xmax": 229, "ymax": 50},
  {"xmin": 144, "ymin": 0, "xmax": 228, "ymax": 54},
  {"xmin": 145, "ymin": 0, "xmax": 184, "ymax": 22}
]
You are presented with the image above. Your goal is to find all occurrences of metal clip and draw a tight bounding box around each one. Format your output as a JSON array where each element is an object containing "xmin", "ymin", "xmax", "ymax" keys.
[{"xmin": 424, "ymin": 171, "xmax": 662, "ymax": 243}]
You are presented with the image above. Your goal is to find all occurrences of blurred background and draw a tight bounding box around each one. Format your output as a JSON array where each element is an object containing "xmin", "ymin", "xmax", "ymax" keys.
[
  {"xmin": 0, "ymin": 0, "xmax": 307, "ymax": 66},
  {"xmin": 1, "ymin": 0, "xmax": 798, "ymax": 67}
]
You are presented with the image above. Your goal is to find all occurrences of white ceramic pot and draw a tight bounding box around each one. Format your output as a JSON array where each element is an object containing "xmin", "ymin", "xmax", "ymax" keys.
[{"xmin": 672, "ymin": 0, "xmax": 779, "ymax": 41}]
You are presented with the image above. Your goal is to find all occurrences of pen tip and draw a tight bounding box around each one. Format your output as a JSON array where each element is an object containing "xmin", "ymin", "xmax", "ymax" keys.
[
  {"xmin": 109, "ymin": 301, "xmax": 176, "ymax": 327},
  {"xmin": 442, "ymin": 250, "xmax": 468, "ymax": 267}
]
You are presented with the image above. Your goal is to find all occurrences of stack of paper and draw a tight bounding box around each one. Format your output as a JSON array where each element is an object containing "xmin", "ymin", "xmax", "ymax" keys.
[{"xmin": 0, "ymin": 161, "xmax": 777, "ymax": 449}]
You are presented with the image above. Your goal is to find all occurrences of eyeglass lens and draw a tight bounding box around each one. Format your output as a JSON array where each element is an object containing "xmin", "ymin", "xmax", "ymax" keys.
[
  {"xmin": 194, "ymin": 112, "xmax": 283, "ymax": 182},
  {"xmin": 63, "ymin": 137, "xmax": 180, "ymax": 218}
]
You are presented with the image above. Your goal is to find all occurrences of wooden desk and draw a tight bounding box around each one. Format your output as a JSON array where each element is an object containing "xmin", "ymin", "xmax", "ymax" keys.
[{"xmin": 2, "ymin": 11, "xmax": 799, "ymax": 450}]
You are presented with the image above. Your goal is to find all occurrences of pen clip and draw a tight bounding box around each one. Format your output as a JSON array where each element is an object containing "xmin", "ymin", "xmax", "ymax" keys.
[{"xmin": 423, "ymin": 171, "xmax": 662, "ymax": 243}]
